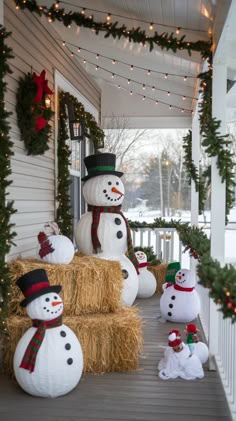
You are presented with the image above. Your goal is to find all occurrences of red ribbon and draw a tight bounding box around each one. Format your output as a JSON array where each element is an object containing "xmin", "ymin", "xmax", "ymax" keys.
[
  {"xmin": 33, "ymin": 70, "xmax": 53, "ymax": 104},
  {"xmin": 139, "ymin": 262, "xmax": 150, "ymax": 269}
]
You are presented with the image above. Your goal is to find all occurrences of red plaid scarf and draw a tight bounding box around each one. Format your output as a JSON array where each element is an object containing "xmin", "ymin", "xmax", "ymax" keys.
[
  {"xmin": 87, "ymin": 204, "xmax": 140, "ymax": 274},
  {"xmin": 20, "ymin": 315, "xmax": 63, "ymax": 373}
]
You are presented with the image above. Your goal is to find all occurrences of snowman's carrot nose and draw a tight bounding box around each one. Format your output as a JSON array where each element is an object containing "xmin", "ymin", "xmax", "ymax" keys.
[
  {"xmin": 52, "ymin": 301, "xmax": 62, "ymax": 306},
  {"xmin": 111, "ymin": 186, "xmax": 124, "ymax": 195},
  {"xmin": 176, "ymin": 275, "xmax": 182, "ymax": 280}
]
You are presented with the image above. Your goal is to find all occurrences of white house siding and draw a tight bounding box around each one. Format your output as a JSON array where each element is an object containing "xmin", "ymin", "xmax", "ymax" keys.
[{"xmin": 4, "ymin": 1, "xmax": 101, "ymax": 260}]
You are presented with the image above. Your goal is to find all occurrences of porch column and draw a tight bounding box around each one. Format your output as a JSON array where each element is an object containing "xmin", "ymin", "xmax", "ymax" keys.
[
  {"xmin": 190, "ymin": 107, "xmax": 200, "ymax": 272},
  {"xmin": 209, "ymin": 58, "xmax": 226, "ymax": 366}
]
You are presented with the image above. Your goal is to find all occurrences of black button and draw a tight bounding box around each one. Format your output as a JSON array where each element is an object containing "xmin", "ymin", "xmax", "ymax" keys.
[
  {"xmin": 171, "ymin": 296, "xmax": 176, "ymax": 300},
  {"xmin": 115, "ymin": 218, "xmax": 121, "ymax": 225},
  {"xmin": 169, "ymin": 304, "xmax": 173, "ymax": 308},
  {"xmin": 65, "ymin": 343, "xmax": 71, "ymax": 350},
  {"xmin": 60, "ymin": 331, "xmax": 66, "ymax": 337},
  {"xmin": 122, "ymin": 269, "xmax": 129, "ymax": 279},
  {"xmin": 117, "ymin": 231, "xmax": 123, "ymax": 239},
  {"xmin": 67, "ymin": 358, "xmax": 73, "ymax": 365},
  {"xmin": 168, "ymin": 312, "xmax": 172, "ymax": 316}
]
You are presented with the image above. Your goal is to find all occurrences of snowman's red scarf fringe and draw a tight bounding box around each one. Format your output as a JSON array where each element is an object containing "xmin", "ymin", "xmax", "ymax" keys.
[
  {"xmin": 87, "ymin": 204, "xmax": 140, "ymax": 274},
  {"xmin": 20, "ymin": 315, "xmax": 63, "ymax": 373}
]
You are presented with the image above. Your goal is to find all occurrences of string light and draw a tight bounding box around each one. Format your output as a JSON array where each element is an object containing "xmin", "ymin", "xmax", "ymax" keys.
[
  {"xmin": 142, "ymin": 84, "xmax": 146, "ymax": 90},
  {"xmin": 149, "ymin": 23, "xmax": 154, "ymax": 30},
  {"xmin": 130, "ymin": 91, "xmax": 133, "ymax": 95},
  {"xmin": 111, "ymin": 73, "xmax": 115, "ymax": 78},
  {"xmin": 152, "ymin": 86, "xmax": 155, "ymax": 91},
  {"xmin": 143, "ymin": 96, "xmax": 146, "ymax": 100},
  {"xmin": 147, "ymin": 70, "xmax": 151, "ymax": 75},
  {"xmin": 83, "ymin": 59, "xmax": 86, "ymax": 64},
  {"xmin": 176, "ymin": 27, "xmax": 181, "ymax": 34},
  {"xmin": 60, "ymin": 41, "xmax": 197, "ymax": 80},
  {"xmin": 128, "ymin": 79, "xmax": 131, "ymax": 84},
  {"xmin": 106, "ymin": 13, "xmax": 111, "ymax": 21},
  {"xmin": 81, "ymin": 7, "xmax": 86, "ymax": 14},
  {"xmin": 78, "ymin": 47, "xmax": 81, "ymax": 52}
]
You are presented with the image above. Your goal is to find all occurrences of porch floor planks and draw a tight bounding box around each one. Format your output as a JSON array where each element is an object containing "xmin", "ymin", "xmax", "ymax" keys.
[{"xmin": 0, "ymin": 295, "xmax": 231, "ymax": 421}]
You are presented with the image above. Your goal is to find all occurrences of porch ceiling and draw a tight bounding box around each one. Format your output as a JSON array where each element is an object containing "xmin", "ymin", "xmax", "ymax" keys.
[{"xmin": 46, "ymin": 0, "xmax": 231, "ymax": 128}]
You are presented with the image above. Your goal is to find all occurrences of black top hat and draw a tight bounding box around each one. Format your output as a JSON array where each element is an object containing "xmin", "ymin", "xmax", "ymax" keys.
[
  {"xmin": 16, "ymin": 269, "xmax": 62, "ymax": 307},
  {"xmin": 82, "ymin": 153, "xmax": 123, "ymax": 181}
]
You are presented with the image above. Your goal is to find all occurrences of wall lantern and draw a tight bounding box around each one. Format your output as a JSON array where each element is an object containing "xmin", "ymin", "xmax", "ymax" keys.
[{"xmin": 66, "ymin": 101, "xmax": 83, "ymax": 140}]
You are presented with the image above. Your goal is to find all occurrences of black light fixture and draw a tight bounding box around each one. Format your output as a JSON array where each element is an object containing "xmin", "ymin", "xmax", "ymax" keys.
[{"xmin": 65, "ymin": 100, "xmax": 83, "ymax": 140}]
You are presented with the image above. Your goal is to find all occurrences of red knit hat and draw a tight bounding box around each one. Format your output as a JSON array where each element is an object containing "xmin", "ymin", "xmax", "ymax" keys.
[
  {"xmin": 186, "ymin": 323, "xmax": 198, "ymax": 334},
  {"xmin": 168, "ymin": 330, "xmax": 182, "ymax": 347}
]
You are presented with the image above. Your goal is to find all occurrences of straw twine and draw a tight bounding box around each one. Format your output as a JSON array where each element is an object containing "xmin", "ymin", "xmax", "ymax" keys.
[
  {"xmin": 4, "ymin": 308, "xmax": 143, "ymax": 375},
  {"xmin": 8, "ymin": 255, "xmax": 123, "ymax": 316}
]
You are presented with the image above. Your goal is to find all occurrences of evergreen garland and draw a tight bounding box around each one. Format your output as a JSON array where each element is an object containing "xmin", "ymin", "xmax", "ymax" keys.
[
  {"xmin": 0, "ymin": 26, "xmax": 17, "ymax": 335},
  {"xmin": 182, "ymin": 129, "xmax": 207, "ymax": 214},
  {"xmin": 56, "ymin": 92, "xmax": 73, "ymax": 239},
  {"xmin": 16, "ymin": 71, "xmax": 54, "ymax": 155},
  {"xmin": 129, "ymin": 218, "xmax": 236, "ymax": 321},
  {"xmin": 14, "ymin": 0, "xmax": 211, "ymax": 56},
  {"xmin": 57, "ymin": 91, "xmax": 105, "ymax": 237}
]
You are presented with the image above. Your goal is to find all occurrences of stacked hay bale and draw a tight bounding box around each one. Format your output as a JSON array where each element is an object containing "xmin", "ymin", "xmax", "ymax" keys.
[{"xmin": 5, "ymin": 255, "xmax": 143, "ymax": 375}]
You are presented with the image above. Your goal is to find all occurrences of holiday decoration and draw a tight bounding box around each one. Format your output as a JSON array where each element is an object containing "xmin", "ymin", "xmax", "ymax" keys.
[
  {"xmin": 129, "ymin": 218, "xmax": 236, "ymax": 321},
  {"xmin": 16, "ymin": 70, "xmax": 54, "ymax": 155},
  {"xmin": 185, "ymin": 323, "xmax": 209, "ymax": 364},
  {"xmin": 57, "ymin": 91, "xmax": 105, "ymax": 238},
  {"xmin": 8, "ymin": 255, "xmax": 123, "ymax": 317},
  {"xmin": 164, "ymin": 262, "xmax": 181, "ymax": 286},
  {"xmin": 160, "ymin": 269, "xmax": 200, "ymax": 323},
  {"xmin": 158, "ymin": 329, "xmax": 204, "ymax": 380},
  {"xmin": 134, "ymin": 246, "xmax": 161, "ymax": 266},
  {"xmin": 36, "ymin": 222, "xmax": 74, "ymax": 264},
  {"xmin": 135, "ymin": 251, "xmax": 156, "ymax": 298},
  {"xmin": 13, "ymin": 269, "xmax": 83, "ymax": 398},
  {"xmin": 0, "ymin": 26, "xmax": 17, "ymax": 335},
  {"xmin": 75, "ymin": 153, "xmax": 139, "ymax": 306}
]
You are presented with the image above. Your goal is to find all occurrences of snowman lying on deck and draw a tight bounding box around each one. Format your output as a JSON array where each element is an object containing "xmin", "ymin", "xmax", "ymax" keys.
[
  {"xmin": 75, "ymin": 153, "xmax": 139, "ymax": 307},
  {"xmin": 14, "ymin": 269, "xmax": 83, "ymax": 398},
  {"xmin": 185, "ymin": 323, "xmax": 209, "ymax": 364},
  {"xmin": 158, "ymin": 329, "xmax": 204, "ymax": 380},
  {"xmin": 160, "ymin": 268, "xmax": 200, "ymax": 323}
]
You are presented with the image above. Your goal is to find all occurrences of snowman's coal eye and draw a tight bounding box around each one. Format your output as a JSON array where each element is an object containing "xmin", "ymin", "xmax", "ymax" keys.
[
  {"xmin": 54, "ymin": 296, "xmax": 58, "ymax": 299},
  {"xmin": 45, "ymin": 297, "xmax": 50, "ymax": 302},
  {"xmin": 116, "ymin": 182, "xmax": 119, "ymax": 185},
  {"xmin": 108, "ymin": 181, "xmax": 112, "ymax": 185}
]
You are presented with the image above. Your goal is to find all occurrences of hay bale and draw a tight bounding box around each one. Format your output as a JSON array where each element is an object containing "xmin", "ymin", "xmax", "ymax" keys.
[
  {"xmin": 8, "ymin": 256, "xmax": 123, "ymax": 316},
  {"xmin": 4, "ymin": 308, "xmax": 143, "ymax": 375},
  {"xmin": 148, "ymin": 263, "xmax": 168, "ymax": 294}
]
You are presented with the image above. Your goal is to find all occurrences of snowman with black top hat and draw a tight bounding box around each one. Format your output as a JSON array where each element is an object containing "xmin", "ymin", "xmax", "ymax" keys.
[
  {"xmin": 14, "ymin": 269, "xmax": 83, "ymax": 398},
  {"xmin": 75, "ymin": 153, "xmax": 139, "ymax": 306}
]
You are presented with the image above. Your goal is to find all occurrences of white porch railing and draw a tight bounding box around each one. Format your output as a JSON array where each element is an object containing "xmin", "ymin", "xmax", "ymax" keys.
[{"xmin": 131, "ymin": 227, "xmax": 185, "ymax": 265}]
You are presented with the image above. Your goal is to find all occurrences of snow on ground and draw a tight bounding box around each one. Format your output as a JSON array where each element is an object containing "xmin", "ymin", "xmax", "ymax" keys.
[{"xmin": 124, "ymin": 207, "xmax": 236, "ymax": 266}]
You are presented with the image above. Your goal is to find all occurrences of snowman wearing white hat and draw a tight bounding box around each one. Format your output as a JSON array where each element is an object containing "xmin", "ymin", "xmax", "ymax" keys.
[
  {"xmin": 75, "ymin": 153, "xmax": 139, "ymax": 307},
  {"xmin": 14, "ymin": 269, "xmax": 83, "ymax": 398}
]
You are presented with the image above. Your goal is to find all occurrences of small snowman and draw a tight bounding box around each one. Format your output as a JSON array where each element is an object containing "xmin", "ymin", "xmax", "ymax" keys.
[
  {"xmin": 14, "ymin": 269, "xmax": 83, "ymax": 398},
  {"xmin": 158, "ymin": 329, "xmax": 204, "ymax": 380},
  {"xmin": 160, "ymin": 268, "xmax": 200, "ymax": 323},
  {"xmin": 75, "ymin": 153, "xmax": 139, "ymax": 307},
  {"xmin": 185, "ymin": 323, "xmax": 209, "ymax": 364},
  {"xmin": 37, "ymin": 222, "xmax": 74, "ymax": 265},
  {"xmin": 135, "ymin": 250, "xmax": 156, "ymax": 298}
]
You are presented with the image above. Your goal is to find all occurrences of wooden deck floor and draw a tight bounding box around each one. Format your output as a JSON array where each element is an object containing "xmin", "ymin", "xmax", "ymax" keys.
[{"xmin": 0, "ymin": 295, "xmax": 231, "ymax": 421}]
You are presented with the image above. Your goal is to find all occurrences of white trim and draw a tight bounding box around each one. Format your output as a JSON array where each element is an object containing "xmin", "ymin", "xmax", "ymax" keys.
[
  {"xmin": 55, "ymin": 70, "xmax": 99, "ymax": 121},
  {"xmin": 70, "ymin": 169, "xmax": 81, "ymax": 177}
]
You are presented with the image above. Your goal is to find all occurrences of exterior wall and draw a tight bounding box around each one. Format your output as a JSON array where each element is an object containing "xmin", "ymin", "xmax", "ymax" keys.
[{"xmin": 4, "ymin": 2, "xmax": 101, "ymax": 260}]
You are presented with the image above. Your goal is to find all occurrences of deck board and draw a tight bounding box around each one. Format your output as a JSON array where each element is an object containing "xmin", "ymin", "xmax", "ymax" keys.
[{"xmin": 0, "ymin": 295, "xmax": 231, "ymax": 421}]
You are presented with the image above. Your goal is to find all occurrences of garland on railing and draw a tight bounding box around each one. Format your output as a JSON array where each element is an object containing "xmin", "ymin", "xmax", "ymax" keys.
[
  {"xmin": 129, "ymin": 218, "xmax": 236, "ymax": 321},
  {"xmin": 0, "ymin": 26, "xmax": 17, "ymax": 335},
  {"xmin": 14, "ymin": 0, "xmax": 211, "ymax": 56},
  {"xmin": 16, "ymin": 70, "xmax": 54, "ymax": 155},
  {"xmin": 56, "ymin": 91, "xmax": 105, "ymax": 236}
]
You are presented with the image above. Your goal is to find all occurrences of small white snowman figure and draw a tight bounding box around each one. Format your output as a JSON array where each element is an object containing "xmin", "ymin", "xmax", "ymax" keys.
[
  {"xmin": 75, "ymin": 153, "xmax": 139, "ymax": 307},
  {"xmin": 14, "ymin": 269, "xmax": 83, "ymax": 398},
  {"xmin": 158, "ymin": 329, "xmax": 204, "ymax": 380},
  {"xmin": 135, "ymin": 250, "xmax": 156, "ymax": 298},
  {"xmin": 160, "ymin": 269, "xmax": 200, "ymax": 323},
  {"xmin": 185, "ymin": 323, "xmax": 209, "ymax": 364}
]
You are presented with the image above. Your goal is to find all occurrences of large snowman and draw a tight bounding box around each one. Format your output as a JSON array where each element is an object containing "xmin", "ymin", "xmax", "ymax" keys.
[
  {"xmin": 135, "ymin": 250, "xmax": 156, "ymax": 298},
  {"xmin": 14, "ymin": 269, "xmax": 83, "ymax": 398},
  {"xmin": 75, "ymin": 153, "xmax": 139, "ymax": 307},
  {"xmin": 160, "ymin": 268, "xmax": 200, "ymax": 323}
]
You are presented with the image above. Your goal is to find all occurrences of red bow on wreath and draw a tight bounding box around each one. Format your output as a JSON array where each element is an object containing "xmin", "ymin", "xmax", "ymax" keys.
[
  {"xmin": 32, "ymin": 70, "xmax": 53, "ymax": 132},
  {"xmin": 33, "ymin": 70, "xmax": 53, "ymax": 104}
]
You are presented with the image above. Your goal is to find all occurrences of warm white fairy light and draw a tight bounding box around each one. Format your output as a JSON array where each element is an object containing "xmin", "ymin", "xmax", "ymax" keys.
[
  {"xmin": 143, "ymin": 96, "xmax": 146, "ymax": 100},
  {"xmin": 167, "ymin": 91, "xmax": 170, "ymax": 96},
  {"xmin": 152, "ymin": 86, "xmax": 155, "ymax": 91},
  {"xmin": 147, "ymin": 70, "xmax": 151, "ymax": 75},
  {"xmin": 130, "ymin": 91, "xmax": 133, "ymax": 95},
  {"xmin": 149, "ymin": 23, "xmax": 154, "ymax": 30},
  {"xmin": 62, "ymin": 41, "xmax": 66, "ymax": 46},
  {"xmin": 81, "ymin": 8, "xmax": 86, "ymax": 14},
  {"xmin": 71, "ymin": 52, "xmax": 74, "ymax": 57},
  {"xmin": 182, "ymin": 96, "xmax": 186, "ymax": 100},
  {"xmin": 96, "ymin": 65, "xmax": 99, "ymax": 70},
  {"xmin": 118, "ymin": 85, "xmax": 121, "ymax": 89},
  {"xmin": 83, "ymin": 59, "xmax": 86, "ymax": 64},
  {"xmin": 96, "ymin": 54, "xmax": 99, "ymax": 59},
  {"xmin": 78, "ymin": 48, "xmax": 81, "ymax": 52},
  {"xmin": 112, "ymin": 59, "xmax": 116, "ymax": 64},
  {"xmin": 169, "ymin": 105, "xmax": 172, "ymax": 109},
  {"xmin": 130, "ymin": 65, "xmax": 134, "ymax": 71},
  {"xmin": 176, "ymin": 27, "xmax": 181, "ymax": 34},
  {"xmin": 165, "ymin": 73, "xmax": 168, "ymax": 79},
  {"xmin": 143, "ymin": 84, "xmax": 146, "ymax": 90},
  {"xmin": 155, "ymin": 101, "xmax": 159, "ymax": 105},
  {"xmin": 111, "ymin": 73, "xmax": 115, "ymax": 78},
  {"xmin": 106, "ymin": 13, "xmax": 111, "ymax": 21},
  {"xmin": 128, "ymin": 79, "xmax": 131, "ymax": 84},
  {"xmin": 184, "ymin": 76, "xmax": 187, "ymax": 81}
]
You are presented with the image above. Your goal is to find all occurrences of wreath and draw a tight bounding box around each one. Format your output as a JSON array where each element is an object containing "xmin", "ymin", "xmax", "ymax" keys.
[{"xmin": 16, "ymin": 70, "xmax": 54, "ymax": 155}]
